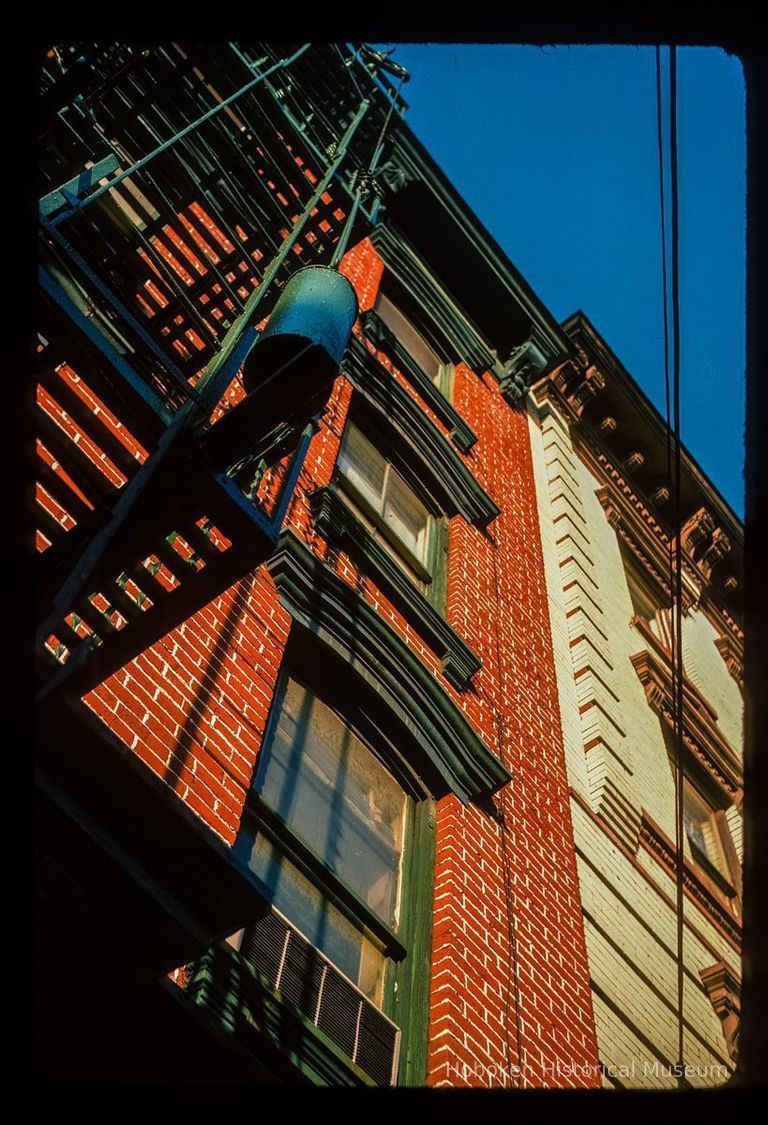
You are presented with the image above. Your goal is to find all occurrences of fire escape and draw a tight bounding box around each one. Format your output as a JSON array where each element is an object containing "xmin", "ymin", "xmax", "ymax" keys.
[{"xmin": 35, "ymin": 42, "xmax": 409, "ymax": 1080}]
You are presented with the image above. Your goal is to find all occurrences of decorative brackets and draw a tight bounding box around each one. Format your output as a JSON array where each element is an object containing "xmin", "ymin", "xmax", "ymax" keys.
[{"xmin": 700, "ymin": 960, "xmax": 740, "ymax": 1062}]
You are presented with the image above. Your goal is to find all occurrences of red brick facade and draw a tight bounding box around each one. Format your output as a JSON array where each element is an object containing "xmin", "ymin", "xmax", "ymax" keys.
[{"xmin": 77, "ymin": 236, "xmax": 599, "ymax": 1087}]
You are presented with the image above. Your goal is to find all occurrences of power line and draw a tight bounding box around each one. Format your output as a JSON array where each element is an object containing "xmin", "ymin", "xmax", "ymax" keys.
[
  {"xmin": 668, "ymin": 43, "xmax": 687, "ymax": 1087},
  {"xmin": 656, "ymin": 43, "xmax": 686, "ymax": 1088}
]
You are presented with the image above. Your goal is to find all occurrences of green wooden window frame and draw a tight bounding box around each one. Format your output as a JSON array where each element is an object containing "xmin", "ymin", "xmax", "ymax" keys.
[
  {"xmin": 335, "ymin": 414, "xmax": 449, "ymax": 615},
  {"xmin": 235, "ymin": 654, "xmax": 436, "ymax": 1085},
  {"xmin": 310, "ymin": 484, "xmax": 480, "ymax": 690},
  {"xmin": 374, "ymin": 288, "xmax": 456, "ymax": 405},
  {"xmin": 342, "ymin": 339, "xmax": 499, "ymax": 527}
]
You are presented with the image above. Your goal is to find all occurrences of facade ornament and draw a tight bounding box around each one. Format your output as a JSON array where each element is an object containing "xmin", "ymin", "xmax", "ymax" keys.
[
  {"xmin": 651, "ymin": 485, "xmax": 670, "ymax": 506},
  {"xmin": 699, "ymin": 527, "xmax": 731, "ymax": 579},
  {"xmin": 599, "ymin": 416, "xmax": 617, "ymax": 436},
  {"xmin": 375, "ymin": 157, "xmax": 413, "ymax": 195},
  {"xmin": 570, "ymin": 363, "xmax": 605, "ymax": 416},
  {"xmin": 622, "ymin": 451, "xmax": 644, "ymax": 475},
  {"xmin": 550, "ymin": 356, "xmax": 604, "ymax": 417},
  {"xmin": 604, "ymin": 500, "xmax": 622, "ymax": 529},
  {"xmin": 700, "ymin": 961, "xmax": 740, "ymax": 1062},
  {"xmin": 722, "ymin": 574, "xmax": 739, "ymax": 594},
  {"xmin": 499, "ymin": 339, "xmax": 549, "ymax": 403},
  {"xmin": 715, "ymin": 634, "xmax": 744, "ymax": 686},
  {"xmin": 552, "ymin": 358, "xmax": 578, "ymax": 395},
  {"xmin": 679, "ymin": 507, "xmax": 715, "ymax": 557}
]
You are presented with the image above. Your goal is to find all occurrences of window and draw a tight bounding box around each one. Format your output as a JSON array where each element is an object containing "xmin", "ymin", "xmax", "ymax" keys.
[
  {"xmin": 246, "ymin": 675, "xmax": 407, "ymax": 1005},
  {"xmin": 622, "ymin": 546, "xmax": 674, "ymax": 648},
  {"xmin": 658, "ymin": 721, "xmax": 740, "ymax": 904},
  {"xmin": 335, "ymin": 419, "xmax": 447, "ymax": 609},
  {"xmin": 375, "ymin": 291, "xmax": 452, "ymax": 398},
  {"xmin": 622, "ymin": 545, "xmax": 663, "ymax": 620},
  {"xmin": 234, "ymin": 670, "xmax": 434, "ymax": 1044},
  {"xmin": 682, "ymin": 777, "xmax": 735, "ymax": 887}
]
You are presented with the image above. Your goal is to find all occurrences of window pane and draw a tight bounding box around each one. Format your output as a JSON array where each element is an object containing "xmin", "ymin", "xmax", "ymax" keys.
[
  {"xmin": 683, "ymin": 783, "xmax": 727, "ymax": 876},
  {"xmin": 243, "ymin": 832, "xmax": 386, "ymax": 1006},
  {"xmin": 337, "ymin": 424, "xmax": 386, "ymax": 513},
  {"xmin": 376, "ymin": 292, "xmax": 442, "ymax": 383},
  {"xmin": 383, "ymin": 471, "xmax": 430, "ymax": 564},
  {"xmin": 257, "ymin": 678, "xmax": 407, "ymax": 928}
]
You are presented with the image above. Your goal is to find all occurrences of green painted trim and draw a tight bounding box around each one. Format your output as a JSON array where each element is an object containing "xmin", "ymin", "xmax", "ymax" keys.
[
  {"xmin": 429, "ymin": 513, "xmax": 449, "ymax": 617},
  {"xmin": 361, "ymin": 307, "xmax": 476, "ymax": 452},
  {"xmin": 343, "ymin": 335, "xmax": 500, "ymax": 528},
  {"xmin": 438, "ymin": 362, "xmax": 456, "ymax": 406},
  {"xmin": 310, "ymin": 485, "xmax": 479, "ymax": 690},
  {"xmin": 386, "ymin": 798, "xmax": 436, "ymax": 1086},
  {"xmin": 265, "ymin": 530, "xmax": 510, "ymax": 805},
  {"xmin": 186, "ymin": 943, "xmax": 375, "ymax": 1086}
]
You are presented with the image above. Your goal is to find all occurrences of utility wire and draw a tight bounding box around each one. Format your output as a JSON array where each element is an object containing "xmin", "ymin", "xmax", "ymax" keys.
[
  {"xmin": 656, "ymin": 43, "xmax": 686, "ymax": 1087},
  {"xmin": 668, "ymin": 44, "xmax": 687, "ymax": 1087}
]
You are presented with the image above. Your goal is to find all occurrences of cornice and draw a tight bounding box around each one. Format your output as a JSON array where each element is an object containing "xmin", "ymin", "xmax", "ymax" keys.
[
  {"xmin": 309, "ymin": 484, "xmax": 481, "ymax": 691},
  {"xmin": 639, "ymin": 812, "xmax": 741, "ymax": 948},
  {"xmin": 380, "ymin": 130, "xmax": 573, "ymax": 364},
  {"xmin": 360, "ymin": 307, "xmax": 477, "ymax": 453},
  {"xmin": 629, "ymin": 643, "xmax": 742, "ymax": 799},
  {"xmin": 265, "ymin": 530, "xmax": 511, "ymax": 807},
  {"xmin": 343, "ymin": 333, "xmax": 500, "ymax": 528},
  {"xmin": 530, "ymin": 371, "xmax": 744, "ymax": 644},
  {"xmin": 555, "ymin": 315, "xmax": 743, "ymax": 615}
]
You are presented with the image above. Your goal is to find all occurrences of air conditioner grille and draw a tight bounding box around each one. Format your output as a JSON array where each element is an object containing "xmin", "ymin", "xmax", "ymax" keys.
[{"xmin": 240, "ymin": 908, "xmax": 400, "ymax": 1085}]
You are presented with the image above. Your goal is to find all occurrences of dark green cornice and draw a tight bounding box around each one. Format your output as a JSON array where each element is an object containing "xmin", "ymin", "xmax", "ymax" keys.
[
  {"xmin": 343, "ymin": 334, "xmax": 500, "ymax": 528},
  {"xmin": 380, "ymin": 128, "xmax": 574, "ymax": 366},
  {"xmin": 309, "ymin": 484, "xmax": 481, "ymax": 690},
  {"xmin": 265, "ymin": 530, "xmax": 511, "ymax": 806},
  {"xmin": 370, "ymin": 225, "xmax": 498, "ymax": 374}
]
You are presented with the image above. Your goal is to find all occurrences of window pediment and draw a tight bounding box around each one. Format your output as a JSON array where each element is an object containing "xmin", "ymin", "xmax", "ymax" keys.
[
  {"xmin": 265, "ymin": 531, "xmax": 509, "ymax": 807},
  {"xmin": 343, "ymin": 334, "xmax": 499, "ymax": 528}
]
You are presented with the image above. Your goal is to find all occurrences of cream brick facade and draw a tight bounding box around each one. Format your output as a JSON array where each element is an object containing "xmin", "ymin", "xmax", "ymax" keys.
[{"xmin": 527, "ymin": 370, "xmax": 743, "ymax": 1089}]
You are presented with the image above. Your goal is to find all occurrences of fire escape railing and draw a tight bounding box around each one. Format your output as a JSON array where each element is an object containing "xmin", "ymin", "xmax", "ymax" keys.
[{"xmin": 36, "ymin": 43, "xmax": 407, "ymax": 703}]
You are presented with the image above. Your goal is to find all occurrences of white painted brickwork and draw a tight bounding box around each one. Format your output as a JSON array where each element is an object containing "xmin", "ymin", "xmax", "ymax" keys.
[{"xmin": 527, "ymin": 392, "xmax": 743, "ymax": 1088}]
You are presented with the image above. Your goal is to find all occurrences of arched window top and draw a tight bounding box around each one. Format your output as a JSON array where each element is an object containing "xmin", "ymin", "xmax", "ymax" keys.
[{"xmin": 266, "ymin": 530, "xmax": 510, "ymax": 808}]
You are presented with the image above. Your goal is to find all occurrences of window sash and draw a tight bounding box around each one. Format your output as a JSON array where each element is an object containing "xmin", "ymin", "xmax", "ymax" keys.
[
  {"xmin": 375, "ymin": 291, "xmax": 444, "ymax": 387},
  {"xmin": 337, "ymin": 423, "xmax": 432, "ymax": 570},
  {"xmin": 256, "ymin": 677, "xmax": 408, "ymax": 929},
  {"xmin": 683, "ymin": 780, "xmax": 730, "ymax": 879},
  {"xmin": 240, "ymin": 831, "xmax": 389, "ymax": 1006}
]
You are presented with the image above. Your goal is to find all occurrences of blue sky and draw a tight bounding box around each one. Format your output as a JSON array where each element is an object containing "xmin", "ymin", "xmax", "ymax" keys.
[{"xmin": 380, "ymin": 45, "xmax": 746, "ymax": 518}]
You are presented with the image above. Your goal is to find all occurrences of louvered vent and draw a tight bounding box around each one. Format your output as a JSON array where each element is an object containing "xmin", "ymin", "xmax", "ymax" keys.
[{"xmin": 240, "ymin": 908, "xmax": 400, "ymax": 1085}]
